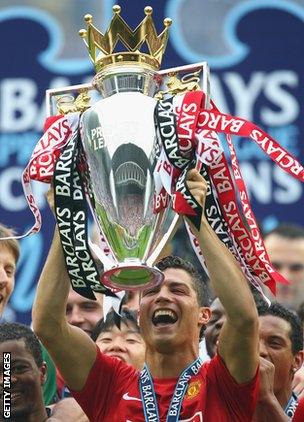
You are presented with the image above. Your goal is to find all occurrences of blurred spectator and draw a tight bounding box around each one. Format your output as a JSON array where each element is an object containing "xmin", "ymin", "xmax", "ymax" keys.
[
  {"xmin": 290, "ymin": 302, "xmax": 304, "ymax": 401},
  {"xmin": 264, "ymin": 223, "xmax": 304, "ymax": 310},
  {"xmin": 122, "ymin": 290, "xmax": 140, "ymax": 312},
  {"xmin": 0, "ymin": 224, "xmax": 58, "ymax": 406},
  {"xmin": 0, "ymin": 224, "xmax": 19, "ymax": 317},
  {"xmin": 297, "ymin": 302, "xmax": 304, "ymax": 329},
  {"xmin": 92, "ymin": 309, "xmax": 145, "ymax": 370},
  {"xmin": 66, "ymin": 287, "xmax": 103, "ymax": 336},
  {"xmin": 205, "ymin": 298, "xmax": 304, "ymax": 419},
  {"xmin": 204, "ymin": 297, "xmax": 225, "ymax": 359}
]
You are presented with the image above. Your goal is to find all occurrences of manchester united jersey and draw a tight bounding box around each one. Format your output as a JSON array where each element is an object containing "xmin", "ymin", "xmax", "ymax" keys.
[{"xmin": 71, "ymin": 348, "xmax": 259, "ymax": 422}]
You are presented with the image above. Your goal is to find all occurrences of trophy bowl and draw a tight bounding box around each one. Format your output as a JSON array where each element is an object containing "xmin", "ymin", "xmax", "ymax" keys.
[{"xmin": 80, "ymin": 66, "xmax": 171, "ymax": 290}]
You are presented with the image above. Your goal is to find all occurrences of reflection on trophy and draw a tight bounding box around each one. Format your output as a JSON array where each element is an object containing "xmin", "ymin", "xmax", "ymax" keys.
[{"xmin": 78, "ymin": 5, "xmax": 170, "ymax": 289}]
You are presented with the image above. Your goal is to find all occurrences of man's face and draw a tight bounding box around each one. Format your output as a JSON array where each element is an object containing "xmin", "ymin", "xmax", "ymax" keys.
[
  {"xmin": 0, "ymin": 340, "xmax": 46, "ymax": 418},
  {"xmin": 259, "ymin": 315, "xmax": 303, "ymax": 396},
  {"xmin": 66, "ymin": 289, "xmax": 103, "ymax": 335},
  {"xmin": 0, "ymin": 244, "xmax": 16, "ymax": 316},
  {"xmin": 139, "ymin": 268, "xmax": 209, "ymax": 353},
  {"xmin": 96, "ymin": 322, "xmax": 145, "ymax": 370},
  {"xmin": 204, "ymin": 298, "xmax": 226, "ymax": 358},
  {"xmin": 265, "ymin": 234, "xmax": 304, "ymax": 308}
]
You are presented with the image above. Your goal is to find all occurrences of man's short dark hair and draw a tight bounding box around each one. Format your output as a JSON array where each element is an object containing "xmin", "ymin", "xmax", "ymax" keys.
[
  {"xmin": 0, "ymin": 322, "xmax": 43, "ymax": 367},
  {"xmin": 256, "ymin": 302, "xmax": 303, "ymax": 354},
  {"xmin": 155, "ymin": 255, "xmax": 210, "ymax": 307},
  {"xmin": 264, "ymin": 223, "xmax": 304, "ymax": 240},
  {"xmin": 91, "ymin": 309, "xmax": 139, "ymax": 341}
]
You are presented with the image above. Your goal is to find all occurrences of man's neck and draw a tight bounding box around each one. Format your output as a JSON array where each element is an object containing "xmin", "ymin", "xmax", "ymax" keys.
[
  {"xmin": 276, "ymin": 385, "xmax": 293, "ymax": 410},
  {"xmin": 145, "ymin": 344, "xmax": 199, "ymax": 379}
]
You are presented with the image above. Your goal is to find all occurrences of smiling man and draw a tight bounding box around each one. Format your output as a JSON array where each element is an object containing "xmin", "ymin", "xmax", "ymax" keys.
[
  {"xmin": 205, "ymin": 299, "xmax": 304, "ymax": 421},
  {"xmin": 33, "ymin": 169, "xmax": 260, "ymax": 421},
  {"xmin": 0, "ymin": 224, "xmax": 19, "ymax": 317}
]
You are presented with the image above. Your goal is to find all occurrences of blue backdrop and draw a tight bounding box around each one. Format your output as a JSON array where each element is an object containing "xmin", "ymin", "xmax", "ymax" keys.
[{"xmin": 1, "ymin": 0, "xmax": 303, "ymax": 323}]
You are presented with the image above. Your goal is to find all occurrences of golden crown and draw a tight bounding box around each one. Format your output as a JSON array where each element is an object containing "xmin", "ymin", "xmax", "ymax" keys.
[{"xmin": 79, "ymin": 5, "xmax": 172, "ymax": 73}]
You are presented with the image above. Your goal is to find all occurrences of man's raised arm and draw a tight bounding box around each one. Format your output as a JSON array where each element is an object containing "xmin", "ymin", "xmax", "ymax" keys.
[
  {"xmin": 32, "ymin": 226, "xmax": 97, "ymax": 391},
  {"xmin": 187, "ymin": 169, "xmax": 259, "ymax": 384}
]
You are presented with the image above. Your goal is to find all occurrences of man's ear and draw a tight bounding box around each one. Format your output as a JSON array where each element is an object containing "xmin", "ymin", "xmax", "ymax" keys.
[
  {"xmin": 40, "ymin": 362, "xmax": 47, "ymax": 385},
  {"xmin": 198, "ymin": 306, "xmax": 211, "ymax": 325},
  {"xmin": 293, "ymin": 350, "xmax": 304, "ymax": 373}
]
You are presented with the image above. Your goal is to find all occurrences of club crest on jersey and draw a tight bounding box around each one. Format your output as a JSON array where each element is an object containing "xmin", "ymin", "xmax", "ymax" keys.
[{"xmin": 185, "ymin": 380, "xmax": 201, "ymax": 400}]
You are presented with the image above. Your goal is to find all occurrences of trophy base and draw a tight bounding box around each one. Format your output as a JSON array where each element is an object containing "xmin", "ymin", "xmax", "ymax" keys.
[{"xmin": 102, "ymin": 263, "xmax": 164, "ymax": 291}]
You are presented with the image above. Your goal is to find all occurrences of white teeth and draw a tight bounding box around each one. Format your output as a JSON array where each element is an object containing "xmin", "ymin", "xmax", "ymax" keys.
[{"xmin": 154, "ymin": 309, "xmax": 176, "ymax": 319}]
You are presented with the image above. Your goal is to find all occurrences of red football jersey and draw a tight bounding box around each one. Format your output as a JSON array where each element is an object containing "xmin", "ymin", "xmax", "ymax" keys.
[
  {"xmin": 71, "ymin": 348, "xmax": 259, "ymax": 422},
  {"xmin": 293, "ymin": 397, "xmax": 304, "ymax": 421}
]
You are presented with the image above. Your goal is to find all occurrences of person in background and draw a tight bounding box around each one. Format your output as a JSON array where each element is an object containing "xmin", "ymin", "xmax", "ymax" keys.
[
  {"xmin": 287, "ymin": 301, "xmax": 304, "ymax": 402},
  {"xmin": 66, "ymin": 287, "xmax": 104, "ymax": 337},
  {"xmin": 0, "ymin": 223, "xmax": 58, "ymax": 407},
  {"xmin": 92, "ymin": 309, "xmax": 145, "ymax": 370},
  {"xmin": 205, "ymin": 298, "xmax": 304, "ymax": 420},
  {"xmin": 0, "ymin": 224, "xmax": 19, "ymax": 318},
  {"xmin": 122, "ymin": 290, "xmax": 140, "ymax": 312},
  {"xmin": 296, "ymin": 301, "xmax": 304, "ymax": 329},
  {"xmin": 264, "ymin": 223, "xmax": 304, "ymax": 310},
  {"xmin": 0, "ymin": 322, "xmax": 64, "ymax": 421}
]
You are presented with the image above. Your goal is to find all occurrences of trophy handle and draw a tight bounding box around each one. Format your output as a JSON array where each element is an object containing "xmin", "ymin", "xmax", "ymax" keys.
[{"xmin": 146, "ymin": 214, "xmax": 181, "ymax": 267}]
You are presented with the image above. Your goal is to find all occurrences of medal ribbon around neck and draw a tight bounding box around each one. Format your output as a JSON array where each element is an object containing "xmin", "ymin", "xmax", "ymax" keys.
[
  {"xmin": 285, "ymin": 392, "xmax": 298, "ymax": 418},
  {"xmin": 139, "ymin": 357, "xmax": 202, "ymax": 422}
]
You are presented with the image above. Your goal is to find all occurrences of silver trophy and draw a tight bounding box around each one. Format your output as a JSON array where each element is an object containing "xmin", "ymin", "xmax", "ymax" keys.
[{"xmin": 46, "ymin": 5, "xmax": 210, "ymax": 291}]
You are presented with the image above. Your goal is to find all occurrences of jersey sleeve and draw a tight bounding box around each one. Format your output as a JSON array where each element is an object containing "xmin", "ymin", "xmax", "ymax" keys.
[
  {"xmin": 70, "ymin": 346, "xmax": 138, "ymax": 421},
  {"xmin": 207, "ymin": 353, "xmax": 259, "ymax": 420}
]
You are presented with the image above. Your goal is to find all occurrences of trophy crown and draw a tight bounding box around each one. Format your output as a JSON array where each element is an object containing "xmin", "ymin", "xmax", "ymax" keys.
[{"xmin": 79, "ymin": 5, "xmax": 172, "ymax": 73}]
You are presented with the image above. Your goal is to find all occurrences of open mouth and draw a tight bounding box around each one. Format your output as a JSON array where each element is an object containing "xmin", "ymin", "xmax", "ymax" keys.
[{"xmin": 152, "ymin": 309, "xmax": 178, "ymax": 327}]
